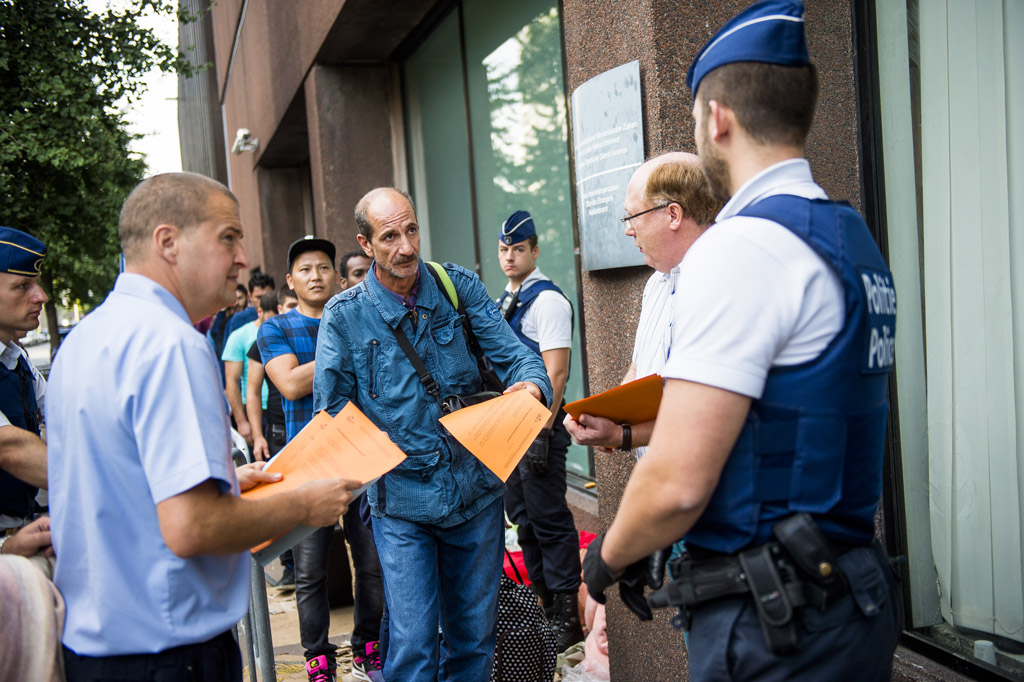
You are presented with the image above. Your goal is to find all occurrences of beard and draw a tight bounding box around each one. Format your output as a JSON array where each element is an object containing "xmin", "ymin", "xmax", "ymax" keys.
[
  {"xmin": 697, "ymin": 119, "xmax": 732, "ymax": 203},
  {"xmin": 379, "ymin": 256, "xmax": 418, "ymax": 280}
]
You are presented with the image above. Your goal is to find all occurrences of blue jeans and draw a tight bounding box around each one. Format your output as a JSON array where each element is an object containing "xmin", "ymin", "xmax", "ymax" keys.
[{"xmin": 372, "ymin": 497, "xmax": 503, "ymax": 681}]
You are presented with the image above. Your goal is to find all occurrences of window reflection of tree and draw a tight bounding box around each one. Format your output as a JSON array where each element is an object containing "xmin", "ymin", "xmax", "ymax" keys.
[{"xmin": 483, "ymin": 9, "xmax": 571, "ymax": 267}]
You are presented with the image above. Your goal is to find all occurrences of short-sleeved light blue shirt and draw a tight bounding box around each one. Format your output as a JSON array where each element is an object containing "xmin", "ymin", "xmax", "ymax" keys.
[
  {"xmin": 47, "ymin": 273, "xmax": 250, "ymax": 656},
  {"xmin": 222, "ymin": 319, "xmax": 269, "ymax": 408}
]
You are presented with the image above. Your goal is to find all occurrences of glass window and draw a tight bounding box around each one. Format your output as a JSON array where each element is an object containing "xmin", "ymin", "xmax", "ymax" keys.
[
  {"xmin": 403, "ymin": 0, "xmax": 591, "ymax": 478},
  {"xmin": 876, "ymin": 0, "xmax": 1024, "ymax": 675},
  {"xmin": 403, "ymin": 11, "xmax": 476, "ymax": 270}
]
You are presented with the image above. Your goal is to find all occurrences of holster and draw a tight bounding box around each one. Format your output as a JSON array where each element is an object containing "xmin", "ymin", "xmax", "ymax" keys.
[{"xmin": 647, "ymin": 514, "xmax": 852, "ymax": 655}]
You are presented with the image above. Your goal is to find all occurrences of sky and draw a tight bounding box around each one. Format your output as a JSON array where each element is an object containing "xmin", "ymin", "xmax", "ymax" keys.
[{"xmin": 90, "ymin": 0, "xmax": 183, "ymax": 175}]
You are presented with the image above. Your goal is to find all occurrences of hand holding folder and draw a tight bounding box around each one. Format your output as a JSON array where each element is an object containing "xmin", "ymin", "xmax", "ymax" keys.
[
  {"xmin": 241, "ymin": 403, "xmax": 407, "ymax": 564},
  {"xmin": 563, "ymin": 374, "xmax": 663, "ymax": 425}
]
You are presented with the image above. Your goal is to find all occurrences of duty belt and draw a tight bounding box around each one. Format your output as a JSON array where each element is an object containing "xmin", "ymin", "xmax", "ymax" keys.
[{"xmin": 648, "ymin": 513, "xmax": 854, "ymax": 654}]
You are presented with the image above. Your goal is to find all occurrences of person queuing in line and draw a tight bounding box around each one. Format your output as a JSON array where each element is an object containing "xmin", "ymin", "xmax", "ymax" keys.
[
  {"xmin": 223, "ymin": 274, "xmax": 276, "ymax": 449},
  {"xmin": 495, "ymin": 209, "xmax": 583, "ymax": 651},
  {"xmin": 258, "ymin": 237, "xmax": 384, "ymax": 682},
  {"xmin": 338, "ymin": 250, "xmax": 372, "ymax": 292},
  {"xmin": 582, "ymin": 2, "xmax": 902, "ymax": 680},
  {"xmin": 247, "ymin": 286, "xmax": 299, "ymax": 587},
  {"xmin": 246, "ymin": 286, "xmax": 297, "ymax": 462},
  {"xmin": 564, "ymin": 152, "xmax": 720, "ymax": 459},
  {"xmin": 224, "ymin": 269, "xmax": 276, "ymax": 339},
  {"xmin": 47, "ymin": 173, "xmax": 359, "ymax": 681},
  {"xmin": 312, "ymin": 187, "xmax": 551, "ymax": 681},
  {"xmin": 207, "ymin": 282, "xmax": 249, "ymax": 383}
]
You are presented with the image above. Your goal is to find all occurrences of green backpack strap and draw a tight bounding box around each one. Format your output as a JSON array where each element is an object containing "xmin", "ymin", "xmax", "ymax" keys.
[{"xmin": 426, "ymin": 261, "xmax": 459, "ymax": 312}]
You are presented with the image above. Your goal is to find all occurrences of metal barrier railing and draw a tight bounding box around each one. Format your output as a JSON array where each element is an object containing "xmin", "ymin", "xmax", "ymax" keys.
[{"xmin": 234, "ymin": 435, "xmax": 277, "ymax": 682}]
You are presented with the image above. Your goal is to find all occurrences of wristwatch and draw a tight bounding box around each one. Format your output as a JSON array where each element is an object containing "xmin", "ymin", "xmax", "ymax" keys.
[{"xmin": 620, "ymin": 423, "xmax": 632, "ymax": 451}]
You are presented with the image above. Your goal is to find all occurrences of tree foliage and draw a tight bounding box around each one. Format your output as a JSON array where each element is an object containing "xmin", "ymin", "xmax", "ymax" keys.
[{"xmin": 0, "ymin": 0, "xmax": 193, "ymax": 331}]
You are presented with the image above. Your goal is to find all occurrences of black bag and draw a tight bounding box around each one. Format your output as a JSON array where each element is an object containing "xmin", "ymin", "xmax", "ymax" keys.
[{"xmin": 491, "ymin": 550, "xmax": 557, "ymax": 682}]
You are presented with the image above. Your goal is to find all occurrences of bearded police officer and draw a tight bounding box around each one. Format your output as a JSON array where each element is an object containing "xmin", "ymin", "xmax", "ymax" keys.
[
  {"xmin": 0, "ymin": 227, "xmax": 49, "ymax": 557},
  {"xmin": 582, "ymin": 2, "xmax": 903, "ymax": 680}
]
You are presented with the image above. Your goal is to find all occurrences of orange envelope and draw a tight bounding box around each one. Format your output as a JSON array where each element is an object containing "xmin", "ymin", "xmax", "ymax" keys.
[
  {"xmin": 242, "ymin": 404, "xmax": 406, "ymax": 558},
  {"xmin": 564, "ymin": 374, "xmax": 663, "ymax": 425},
  {"xmin": 439, "ymin": 389, "xmax": 549, "ymax": 482}
]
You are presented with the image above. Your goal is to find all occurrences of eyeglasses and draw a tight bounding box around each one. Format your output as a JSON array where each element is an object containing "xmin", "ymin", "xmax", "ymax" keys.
[{"xmin": 620, "ymin": 203, "xmax": 677, "ymax": 227}]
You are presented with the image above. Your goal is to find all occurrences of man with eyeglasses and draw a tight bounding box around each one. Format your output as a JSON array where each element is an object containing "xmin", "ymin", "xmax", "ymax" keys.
[
  {"xmin": 582, "ymin": 2, "xmax": 901, "ymax": 680},
  {"xmin": 564, "ymin": 152, "xmax": 720, "ymax": 459}
]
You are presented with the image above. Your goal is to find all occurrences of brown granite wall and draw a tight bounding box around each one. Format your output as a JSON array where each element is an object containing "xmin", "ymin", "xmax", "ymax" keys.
[
  {"xmin": 304, "ymin": 65, "xmax": 396, "ymax": 255},
  {"xmin": 561, "ymin": 1, "xmax": 864, "ymax": 679},
  {"xmin": 256, "ymin": 166, "xmax": 311, "ymax": 285}
]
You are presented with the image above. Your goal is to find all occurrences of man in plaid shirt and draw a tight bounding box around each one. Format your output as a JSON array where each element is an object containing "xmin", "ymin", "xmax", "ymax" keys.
[{"xmin": 258, "ymin": 236, "xmax": 384, "ymax": 682}]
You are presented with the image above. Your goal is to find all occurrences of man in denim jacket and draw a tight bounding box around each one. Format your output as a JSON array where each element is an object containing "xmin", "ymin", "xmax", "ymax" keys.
[{"xmin": 313, "ymin": 187, "xmax": 551, "ymax": 681}]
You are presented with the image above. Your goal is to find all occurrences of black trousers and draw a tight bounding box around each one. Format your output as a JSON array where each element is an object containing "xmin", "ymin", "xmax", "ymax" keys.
[
  {"xmin": 294, "ymin": 505, "xmax": 384, "ymax": 661},
  {"xmin": 64, "ymin": 630, "xmax": 241, "ymax": 682},
  {"xmin": 503, "ymin": 416, "xmax": 582, "ymax": 592}
]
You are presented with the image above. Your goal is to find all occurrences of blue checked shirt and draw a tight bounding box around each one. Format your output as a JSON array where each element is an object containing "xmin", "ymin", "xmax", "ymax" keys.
[{"xmin": 257, "ymin": 309, "xmax": 321, "ymax": 441}]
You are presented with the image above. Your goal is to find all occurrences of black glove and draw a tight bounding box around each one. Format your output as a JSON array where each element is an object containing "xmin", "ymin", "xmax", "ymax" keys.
[
  {"xmin": 583, "ymin": 533, "xmax": 656, "ymax": 621},
  {"xmin": 524, "ymin": 428, "xmax": 550, "ymax": 475}
]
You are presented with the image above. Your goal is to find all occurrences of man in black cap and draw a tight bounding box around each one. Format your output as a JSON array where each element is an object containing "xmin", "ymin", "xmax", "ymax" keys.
[
  {"xmin": 258, "ymin": 236, "xmax": 384, "ymax": 682},
  {"xmin": 583, "ymin": 1, "xmax": 902, "ymax": 679},
  {"xmin": 0, "ymin": 226, "xmax": 50, "ymax": 557},
  {"xmin": 496, "ymin": 210, "xmax": 583, "ymax": 650}
]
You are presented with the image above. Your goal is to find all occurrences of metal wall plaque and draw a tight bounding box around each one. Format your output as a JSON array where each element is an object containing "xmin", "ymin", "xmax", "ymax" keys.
[{"xmin": 570, "ymin": 60, "xmax": 645, "ymax": 271}]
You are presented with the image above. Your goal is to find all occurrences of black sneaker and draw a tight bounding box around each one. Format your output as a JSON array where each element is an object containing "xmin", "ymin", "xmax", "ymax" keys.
[{"xmin": 280, "ymin": 565, "xmax": 295, "ymax": 587}]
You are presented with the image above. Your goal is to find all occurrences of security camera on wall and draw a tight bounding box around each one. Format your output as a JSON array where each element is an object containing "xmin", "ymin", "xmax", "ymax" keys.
[{"xmin": 232, "ymin": 128, "xmax": 258, "ymax": 154}]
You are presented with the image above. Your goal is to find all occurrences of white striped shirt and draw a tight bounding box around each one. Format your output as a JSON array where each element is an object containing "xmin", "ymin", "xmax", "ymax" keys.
[{"xmin": 630, "ymin": 266, "xmax": 677, "ymax": 458}]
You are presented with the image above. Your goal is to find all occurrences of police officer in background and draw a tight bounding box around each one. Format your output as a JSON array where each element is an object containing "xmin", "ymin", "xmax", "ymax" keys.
[
  {"xmin": 0, "ymin": 227, "xmax": 50, "ymax": 557},
  {"xmin": 582, "ymin": 2, "xmax": 903, "ymax": 680},
  {"xmin": 497, "ymin": 210, "xmax": 583, "ymax": 651}
]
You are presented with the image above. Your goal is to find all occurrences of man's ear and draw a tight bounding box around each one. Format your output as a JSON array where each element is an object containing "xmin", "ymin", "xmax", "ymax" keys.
[
  {"xmin": 532, "ymin": 244, "xmax": 540, "ymax": 259},
  {"xmin": 707, "ymin": 100, "xmax": 730, "ymax": 142},
  {"xmin": 153, "ymin": 224, "xmax": 179, "ymax": 264},
  {"xmin": 666, "ymin": 202, "xmax": 686, "ymax": 232},
  {"xmin": 285, "ymin": 272, "xmax": 294, "ymax": 290},
  {"xmin": 356, "ymin": 233, "xmax": 373, "ymax": 258}
]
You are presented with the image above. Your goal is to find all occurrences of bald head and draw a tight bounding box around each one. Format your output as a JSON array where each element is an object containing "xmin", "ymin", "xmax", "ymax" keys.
[
  {"xmin": 623, "ymin": 152, "xmax": 723, "ymax": 273},
  {"xmin": 119, "ymin": 172, "xmax": 237, "ymax": 263},
  {"xmin": 628, "ymin": 152, "xmax": 720, "ymax": 228},
  {"xmin": 354, "ymin": 187, "xmax": 416, "ymax": 240}
]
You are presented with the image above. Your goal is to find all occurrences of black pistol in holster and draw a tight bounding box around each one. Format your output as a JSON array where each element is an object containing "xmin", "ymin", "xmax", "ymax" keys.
[{"xmin": 647, "ymin": 513, "xmax": 849, "ymax": 655}]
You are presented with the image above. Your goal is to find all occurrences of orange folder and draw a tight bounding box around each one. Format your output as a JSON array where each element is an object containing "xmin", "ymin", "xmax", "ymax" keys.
[
  {"xmin": 439, "ymin": 389, "xmax": 549, "ymax": 482},
  {"xmin": 564, "ymin": 374, "xmax": 663, "ymax": 425},
  {"xmin": 242, "ymin": 404, "xmax": 406, "ymax": 560}
]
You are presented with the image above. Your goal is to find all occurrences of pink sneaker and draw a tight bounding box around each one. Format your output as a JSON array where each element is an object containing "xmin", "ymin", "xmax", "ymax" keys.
[
  {"xmin": 305, "ymin": 654, "xmax": 336, "ymax": 682},
  {"xmin": 351, "ymin": 641, "xmax": 383, "ymax": 681}
]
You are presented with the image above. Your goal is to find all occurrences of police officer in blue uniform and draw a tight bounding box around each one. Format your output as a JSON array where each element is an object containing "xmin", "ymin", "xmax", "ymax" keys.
[
  {"xmin": 0, "ymin": 226, "xmax": 50, "ymax": 557},
  {"xmin": 582, "ymin": 2, "xmax": 903, "ymax": 679},
  {"xmin": 496, "ymin": 211, "xmax": 583, "ymax": 650}
]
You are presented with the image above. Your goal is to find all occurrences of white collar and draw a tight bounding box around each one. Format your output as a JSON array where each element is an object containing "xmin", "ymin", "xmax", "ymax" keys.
[
  {"xmin": 505, "ymin": 267, "xmax": 549, "ymax": 293},
  {"xmin": 716, "ymin": 158, "xmax": 827, "ymax": 222},
  {"xmin": 1, "ymin": 341, "xmax": 26, "ymax": 371}
]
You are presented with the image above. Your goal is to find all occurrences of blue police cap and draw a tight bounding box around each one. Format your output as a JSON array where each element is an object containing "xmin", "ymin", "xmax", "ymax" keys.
[
  {"xmin": 0, "ymin": 227, "xmax": 46, "ymax": 277},
  {"xmin": 499, "ymin": 211, "xmax": 536, "ymax": 245},
  {"xmin": 686, "ymin": 0, "xmax": 810, "ymax": 98}
]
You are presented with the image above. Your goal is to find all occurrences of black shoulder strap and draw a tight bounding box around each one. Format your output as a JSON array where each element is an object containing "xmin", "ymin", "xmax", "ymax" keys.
[{"xmin": 388, "ymin": 321, "xmax": 444, "ymax": 410}]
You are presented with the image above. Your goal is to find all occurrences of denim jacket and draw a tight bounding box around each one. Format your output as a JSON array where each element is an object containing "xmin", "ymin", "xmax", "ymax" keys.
[{"xmin": 313, "ymin": 260, "xmax": 552, "ymax": 527}]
